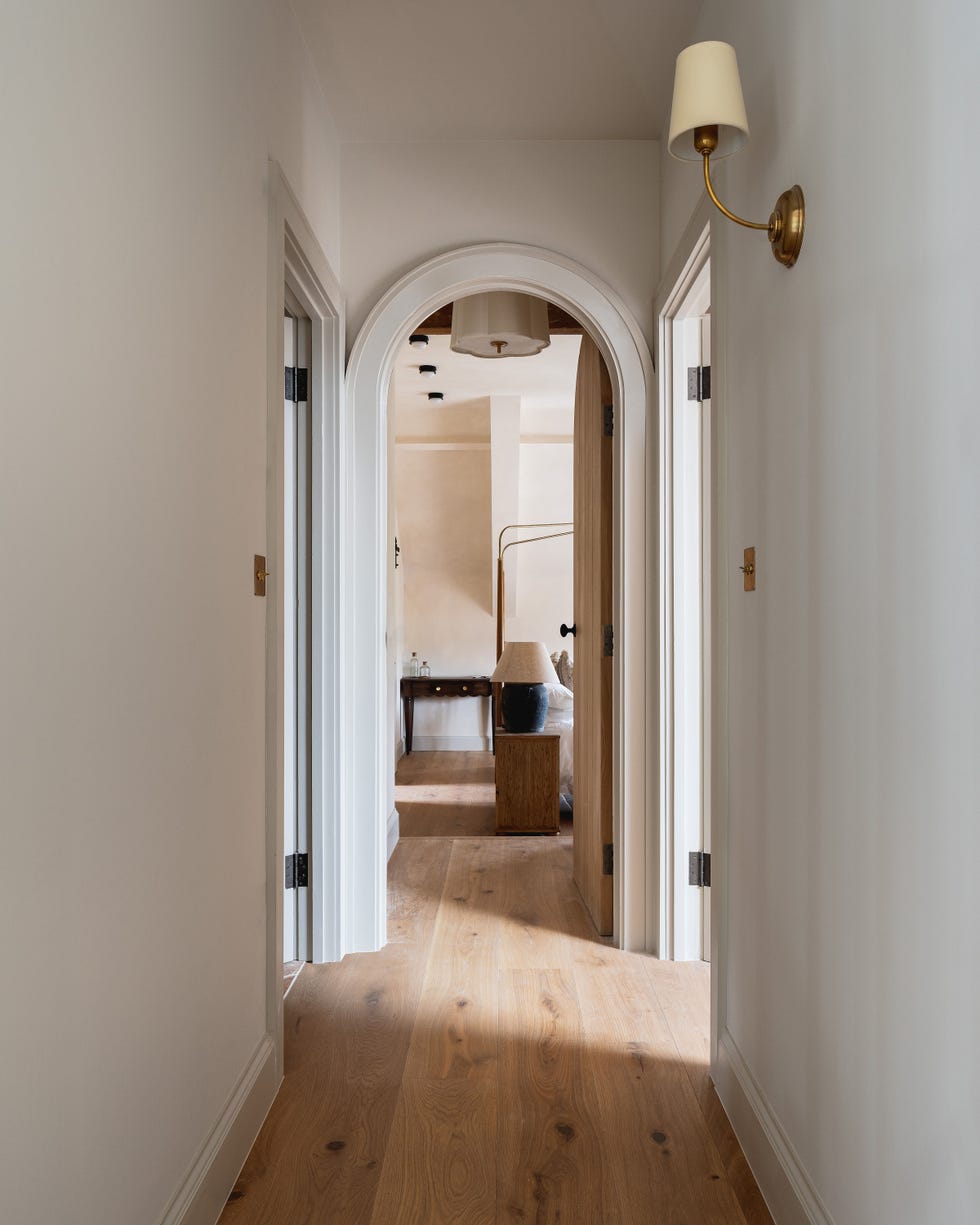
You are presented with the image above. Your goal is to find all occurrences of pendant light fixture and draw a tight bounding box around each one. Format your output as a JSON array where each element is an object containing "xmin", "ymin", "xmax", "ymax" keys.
[{"xmin": 450, "ymin": 292, "xmax": 550, "ymax": 359}]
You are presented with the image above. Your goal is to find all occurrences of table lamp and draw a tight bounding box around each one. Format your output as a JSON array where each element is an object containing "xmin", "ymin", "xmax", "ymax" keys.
[{"xmin": 492, "ymin": 641, "xmax": 560, "ymax": 734}]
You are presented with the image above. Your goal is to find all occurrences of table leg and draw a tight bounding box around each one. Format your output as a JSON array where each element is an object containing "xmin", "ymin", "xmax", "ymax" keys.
[{"xmin": 404, "ymin": 693, "xmax": 414, "ymax": 754}]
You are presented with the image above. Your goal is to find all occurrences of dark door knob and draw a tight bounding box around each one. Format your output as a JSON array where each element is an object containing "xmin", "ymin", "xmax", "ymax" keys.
[{"xmin": 560, "ymin": 623, "xmax": 576, "ymax": 638}]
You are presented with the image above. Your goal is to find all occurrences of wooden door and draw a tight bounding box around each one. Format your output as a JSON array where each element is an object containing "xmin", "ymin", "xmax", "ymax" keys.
[{"xmin": 572, "ymin": 334, "xmax": 613, "ymax": 935}]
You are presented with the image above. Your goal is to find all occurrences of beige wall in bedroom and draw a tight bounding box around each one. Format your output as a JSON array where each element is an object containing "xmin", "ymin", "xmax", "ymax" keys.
[
  {"xmin": 394, "ymin": 436, "xmax": 574, "ymax": 751},
  {"xmin": 397, "ymin": 446, "xmax": 495, "ymax": 747}
]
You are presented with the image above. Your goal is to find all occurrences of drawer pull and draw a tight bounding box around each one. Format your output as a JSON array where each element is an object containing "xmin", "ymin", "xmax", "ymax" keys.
[
  {"xmin": 462, "ymin": 685, "xmax": 468, "ymax": 692},
  {"xmin": 435, "ymin": 685, "xmax": 441, "ymax": 692}
]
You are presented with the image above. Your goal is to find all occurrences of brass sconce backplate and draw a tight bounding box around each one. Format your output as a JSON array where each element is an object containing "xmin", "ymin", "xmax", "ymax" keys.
[{"xmin": 769, "ymin": 185, "xmax": 805, "ymax": 268}]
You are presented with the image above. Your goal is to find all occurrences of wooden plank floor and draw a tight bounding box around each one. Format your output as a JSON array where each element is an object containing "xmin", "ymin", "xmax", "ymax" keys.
[
  {"xmin": 396, "ymin": 750, "xmax": 572, "ymax": 838},
  {"xmin": 220, "ymin": 753, "xmax": 773, "ymax": 1225},
  {"xmin": 395, "ymin": 750, "xmax": 498, "ymax": 837}
]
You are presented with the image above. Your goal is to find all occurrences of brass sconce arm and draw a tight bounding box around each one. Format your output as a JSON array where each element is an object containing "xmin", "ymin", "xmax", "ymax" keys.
[
  {"xmin": 694, "ymin": 124, "xmax": 805, "ymax": 268},
  {"xmin": 701, "ymin": 153, "xmax": 770, "ymax": 232}
]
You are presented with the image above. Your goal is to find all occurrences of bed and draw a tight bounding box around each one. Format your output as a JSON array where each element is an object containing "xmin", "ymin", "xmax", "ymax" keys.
[{"xmin": 543, "ymin": 650, "xmax": 574, "ymax": 799}]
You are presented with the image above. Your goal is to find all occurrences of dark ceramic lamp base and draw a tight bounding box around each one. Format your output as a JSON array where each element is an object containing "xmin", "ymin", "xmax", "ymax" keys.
[{"xmin": 500, "ymin": 682, "xmax": 548, "ymax": 734}]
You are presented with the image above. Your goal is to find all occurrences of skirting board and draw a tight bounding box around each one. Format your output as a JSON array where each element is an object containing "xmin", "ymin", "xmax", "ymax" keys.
[
  {"xmin": 409, "ymin": 735, "xmax": 492, "ymax": 751},
  {"xmin": 157, "ymin": 1034, "xmax": 278, "ymax": 1225},
  {"xmin": 387, "ymin": 807, "xmax": 399, "ymax": 860},
  {"xmin": 715, "ymin": 1029, "xmax": 834, "ymax": 1225}
]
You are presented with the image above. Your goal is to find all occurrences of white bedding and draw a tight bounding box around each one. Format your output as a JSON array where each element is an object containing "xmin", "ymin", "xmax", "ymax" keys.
[{"xmin": 543, "ymin": 683, "xmax": 574, "ymax": 797}]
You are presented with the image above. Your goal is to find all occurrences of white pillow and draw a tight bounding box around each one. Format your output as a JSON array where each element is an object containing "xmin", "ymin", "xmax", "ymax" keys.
[{"xmin": 545, "ymin": 682, "xmax": 574, "ymax": 711}]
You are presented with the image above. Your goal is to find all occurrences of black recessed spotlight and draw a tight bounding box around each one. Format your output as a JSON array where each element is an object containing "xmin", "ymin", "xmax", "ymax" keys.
[
  {"xmin": 427, "ymin": 391, "xmax": 445, "ymax": 402},
  {"xmin": 409, "ymin": 333, "xmax": 429, "ymax": 348},
  {"xmin": 419, "ymin": 364, "xmax": 437, "ymax": 377}
]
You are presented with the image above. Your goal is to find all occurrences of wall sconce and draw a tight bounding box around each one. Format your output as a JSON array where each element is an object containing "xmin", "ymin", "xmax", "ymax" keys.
[
  {"xmin": 668, "ymin": 41, "xmax": 804, "ymax": 268},
  {"xmin": 418, "ymin": 364, "xmax": 437, "ymax": 377},
  {"xmin": 409, "ymin": 333, "xmax": 429, "ymax": 348},
  {"xmin": 427, "ymin": 391, "xmax": 444, "ymax": 402}
]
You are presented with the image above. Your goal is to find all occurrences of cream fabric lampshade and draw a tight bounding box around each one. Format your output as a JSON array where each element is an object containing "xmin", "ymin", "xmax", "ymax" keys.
[
  {"xmin": 492, "ymin": 641, "xmax": 560, "ymax": 685},
  {"xmin": 667, "ymin": 40, "xmax": 750, "ymax": 161},
  {"xmin": 451, "ymin": 292, "xmax": 550, "ymax": 359}
]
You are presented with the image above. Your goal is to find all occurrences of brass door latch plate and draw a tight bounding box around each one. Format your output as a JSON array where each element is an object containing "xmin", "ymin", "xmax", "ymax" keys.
[
  {"xmin": 254, "ymin": 555, "xmax": 269, "ymax": 597},
  {"xmin": 740, "ymin": 546, "xmax": 756, "ymax": 592}
]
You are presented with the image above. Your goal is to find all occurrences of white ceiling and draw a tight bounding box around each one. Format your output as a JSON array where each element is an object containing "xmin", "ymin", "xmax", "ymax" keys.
[
  {"xmin": 291, "ymin": 0, "xmax": 702, "ymax": 141},
  {"xmin": 393, "ymin": 333, "xmax": 582, "ymax": 437}
]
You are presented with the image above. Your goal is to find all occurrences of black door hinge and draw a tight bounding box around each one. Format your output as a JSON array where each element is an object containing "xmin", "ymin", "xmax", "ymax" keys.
[
  {"xmin": 603, "ymin": 624, "xmax": 614, "ymax": 657},
  {"xmin": 602, "ymin": 843, "xmax": 614, "ymax": 876},
  {"xmin": 603, "ymin": 403, "xmax": 614, "ymax": 437},
  {"xmin": 284, "ymin": 366, "xmax": 309, "ymax": 403},
  {"xmin": 687, "ymin": 365, "xmax": 711, "ymax": 403},
  {"xmin": 688, "ymin": 851, "xmax": 711, "ymax": 887},
  {"xmin": 285, "ymin": 852, "xmax": 308, "ymax": 890}
]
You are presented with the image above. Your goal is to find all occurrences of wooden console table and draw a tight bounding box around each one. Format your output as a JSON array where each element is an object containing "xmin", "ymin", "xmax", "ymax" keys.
[{"xmin": 400, "ymin": 676, "xmax": 495, "ymax": 754}]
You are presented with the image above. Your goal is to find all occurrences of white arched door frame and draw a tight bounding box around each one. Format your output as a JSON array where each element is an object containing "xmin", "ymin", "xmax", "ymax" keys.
[{"xmin": 341, "ymin": 242, "xmax": 658, "ymax": 955}]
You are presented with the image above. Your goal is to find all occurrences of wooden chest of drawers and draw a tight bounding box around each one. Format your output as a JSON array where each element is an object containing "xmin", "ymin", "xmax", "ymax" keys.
[{"xmin": 494, "ymin": 733, "xmax": 560, "ymax": 835}]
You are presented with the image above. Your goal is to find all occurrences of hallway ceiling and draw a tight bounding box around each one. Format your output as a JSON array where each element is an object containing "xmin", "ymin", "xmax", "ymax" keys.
[{"xmin": 291, "ymin": 0, "xmax": 703, "ymax": 140}]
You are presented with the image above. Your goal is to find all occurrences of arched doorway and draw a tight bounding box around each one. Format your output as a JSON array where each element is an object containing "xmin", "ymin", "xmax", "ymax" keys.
[{"xmin": 340, "ymin": 243, "xmax": 657, "ymax": 956}]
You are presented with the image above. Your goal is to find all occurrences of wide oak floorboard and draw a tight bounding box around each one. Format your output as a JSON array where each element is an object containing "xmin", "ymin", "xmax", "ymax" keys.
[{"xmin": 220, "ymin": 752, "xmax": 772, "ymax": 1225}]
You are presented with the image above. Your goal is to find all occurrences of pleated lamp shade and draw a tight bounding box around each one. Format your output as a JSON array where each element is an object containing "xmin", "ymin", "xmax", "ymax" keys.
[
  {"xmin": 668, "ymin": 40, "xmax": 750, "ymax": 161},
  {"xmin": 451, "ymin": 292, "xmax": 550, "ymax": 359},
  {"xmin": 492, "ymin": 641, "xmax": 560, "ymax": 685}
]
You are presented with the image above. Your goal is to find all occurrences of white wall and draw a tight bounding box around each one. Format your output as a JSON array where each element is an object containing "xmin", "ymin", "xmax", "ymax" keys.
[
  {"xmin": 661, "ymin": 3, "xmax": 980, "ymax": 1222},
  {"xmin": 508, "ymin": 443, "xmax": 575, "ymax": 655},
  {"xmin": 341, "ymin": 140, "xmax": 660, "ymax": 349},
  {"xmin": 0, "ymin": 3, "xmax": 341, "ymax": 1223}
]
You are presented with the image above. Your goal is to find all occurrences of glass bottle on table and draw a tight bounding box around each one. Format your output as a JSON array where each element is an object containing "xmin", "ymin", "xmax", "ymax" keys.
[
  {"xmin": 420, "ymin": 660, "xmax": 431, "ymax": 678},
  {"xmin": 408, "ymin": 652, "xmax": 420, "ymax": 677}
]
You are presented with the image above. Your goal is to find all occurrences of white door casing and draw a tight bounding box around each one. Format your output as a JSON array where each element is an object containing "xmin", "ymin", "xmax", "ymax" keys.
[
  {"xmin": 344, "ymin": 243, "xmax": 656, "ymax": 954},
  {"xmin": 283, "ymin": 298, "xmax": 314, "ymax": 966},
  {"xmin": 265, "ymin": 161, "xmax": 344, "ymax": 1075},
  {"xmin": 283, "ymin": 311, "xmax": 298, "ymax": 964},
  {"xmin": 657, "ymin": 220, "xmax": 712, "ymax": 964},
  {"xmin": 670, "ymin": 299, "xmax": 710, "ymax": 962}
]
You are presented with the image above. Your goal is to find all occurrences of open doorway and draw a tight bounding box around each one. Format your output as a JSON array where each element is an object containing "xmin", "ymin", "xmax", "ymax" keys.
[
  {"xmin": 386, "ymin": 298, "xmax": 616, "ymax": 936},
  {"xmin": 659, "ymin": 228, "xmax": 712, "ymax": 962},
  {"xmin": 343, "ymin": 243, "xmax": 654, "ymax": 956}
]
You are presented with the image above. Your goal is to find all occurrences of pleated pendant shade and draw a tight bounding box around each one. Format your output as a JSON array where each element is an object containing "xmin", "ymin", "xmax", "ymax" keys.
[{"xmin": 450, "ymin": 292, "xmax": 550, "ymax": 359}]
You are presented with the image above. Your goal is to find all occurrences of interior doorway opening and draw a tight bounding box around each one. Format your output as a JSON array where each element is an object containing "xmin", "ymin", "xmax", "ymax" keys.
[
  {"xmin": 387, "ymin": 297, "xmax": 614, "ymax": 935},
  {"xmin": 659, "ymin": 228, "xmax": 712, "ymax": 962},
  {"xmin": 344, "ymin": 242, "xmax": 655, "ymax": 956}
]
